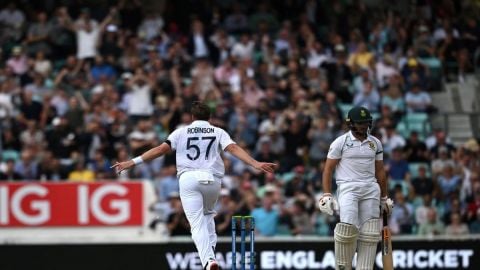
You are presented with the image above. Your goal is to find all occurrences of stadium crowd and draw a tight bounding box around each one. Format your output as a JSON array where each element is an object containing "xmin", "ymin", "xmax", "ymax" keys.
[{"xmin": 0, "ymin": 0, "xmax": 479, "ymax": 237}]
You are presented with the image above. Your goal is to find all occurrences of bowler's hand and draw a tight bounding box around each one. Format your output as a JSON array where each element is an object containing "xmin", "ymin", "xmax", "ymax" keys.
[
  {"xmin": 253, "ymin": 162, "xmax": 278, "ymax": 173},
  {"xmin": 111, "ymin": 160, "xmax": 135, "ymax": 174}
]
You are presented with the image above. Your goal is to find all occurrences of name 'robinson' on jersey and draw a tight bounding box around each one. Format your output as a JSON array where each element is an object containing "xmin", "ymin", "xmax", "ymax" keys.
[{"xmin": 167, "ymin": 120, "xmax": 235, "ymax": 177}]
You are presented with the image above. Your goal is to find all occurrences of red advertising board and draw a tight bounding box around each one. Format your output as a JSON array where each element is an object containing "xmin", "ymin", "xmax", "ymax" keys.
[{"xmin": 0, "ymin": 182, "xmax": 143, "ymax": 227}]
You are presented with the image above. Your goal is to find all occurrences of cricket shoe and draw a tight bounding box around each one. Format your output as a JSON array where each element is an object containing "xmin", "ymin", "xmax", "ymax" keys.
[{"xmin": 205, "ymin": 258, "xmax": 219, "ymax": 270}]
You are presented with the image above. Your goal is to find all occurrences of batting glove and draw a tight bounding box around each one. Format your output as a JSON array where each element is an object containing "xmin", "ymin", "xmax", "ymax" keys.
[
  {"xmin": 318, "ymin": 193, "xmax": 338, "ymax": 216},
  {"xmin": 381, "ymin": 196, "xmax": 394, "ymax": 216}
]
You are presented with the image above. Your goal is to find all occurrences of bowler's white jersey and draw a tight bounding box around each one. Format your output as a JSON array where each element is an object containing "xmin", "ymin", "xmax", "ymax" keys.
[
  {"xmin": 167, "ymin": 120, "xmax": 235, "ymax": 177},
  {"xmin": 327, "ymin": 131, "xmax": 383, "ymax": 183}
]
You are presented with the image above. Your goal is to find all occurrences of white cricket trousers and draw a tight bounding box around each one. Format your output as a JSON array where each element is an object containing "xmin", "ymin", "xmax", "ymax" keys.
[
  {"xmin": 179, "ymin": 171, "xmax": 221, "ymax": 268},
  {"xmin": 337, "ymin": 181, "xmax": 380, "ymax": 228}
]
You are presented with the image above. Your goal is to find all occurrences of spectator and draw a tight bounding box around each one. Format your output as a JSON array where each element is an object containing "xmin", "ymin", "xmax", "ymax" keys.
[
  {"xmin": 381, "ymin": 83, "xmax": 406, "ymax": 118},
  {"xmin": 445, "ymin": 212, "xmax": 469, "ymax": 236},
  {"xmin": 194, "ymin": 75, "xmax": 217, "ymax": 109},
  {"xmin": 429, "ymin": 130, "xmax": 456, "ymax": 159},
  {"xmin": 254, "ymin": 140, "xmax": 279, "ymax": 168},
  {"xmin": 223, "ymin": 3, "xmax": 248, "ymax": 34},
  {"xmin": 467, "ymin": 189, "xmax": 480, "ymax": 222},
  {"xmin": 284, "ymin": 166, "xmax": 310, "ymax": 198},
  {"xmin": 386, "ymin": 147, "xmax": 410, "ymax": 182},
  {"xmin": 242, "ymin": 77, "xmax": 265, "ymax": 109},
  {"xmin": 415, "ymin": 194, "xmax": 435, "ymax": 226},
  {"xmin": 37, "ymin": 151, "xmax": 68, "ymax": 181},
  {"xmin": 128, "ymin": 119, "xmax": 156, "ymax": 155},
  {"xmin": 19, "ymin": 120, "xmax": 45, "ymax": 152},
  {"xmin": 125, "ymin": 73, "xmax": 155, "ymax": 121},
  {"xmin": 0, "ymin": 77, "xmax": 17, "ymax": 119},
  {"xmin": 154, "ymin": 165, "xmax": 179, "ymax": 202},
  {"xmin": 231, "ymin": 32, "xmax": 254, "ymax": 61},
  {"xmin": 228, "ymin": 104, "xmax": 258, "ymax": 147},
  {"xmin": 166, "ymin": 192, "xmax": 190, "ymax": 236},
  {"xmin": 251, "ymin": 192, "xmax": 280, "ymax": 236},
  {"xmin": 353, "ymin": 79, "xmax": 380, "ymax": 112},
  {"xmin": 307, "ymin": 117, "xmax": 334, "ymax": 164},
  {"xmin": 289, "ymin": 200, "xmax": 315, "ymax": 235},
  {"xmin": 6, "ymin": 46, "xmax": 29, "ymax": 76},
  {"xmin": 0, "ymin": 159, "xmax": 23, "ymax": 181},
  {"xmin": 431, "ymin": 146, "xmax": 457, "ymax": 176},
  {"xmin": 45, "ymin": 117, "xmax": 78, "ymax": 165},
  {"xmin": 442, "ymin": 197, "xmax": 466, "ymax": 224},
  {"xmin": 375, "ymin": 55, "xmax": 398, "ymax": 89},
  {"xmin": 68, "ymin": 159, "xmax": 95, "ymax": 182},
  {"xmin": 404, "ymin": 131, "xmax": 429, "ymax": 162},
  {"xmin": 0, "ymin": 2, "xmax": 25, "ymax": 41},
  {"xmin": 87, "ymin": 150, "xmax": 113, "ymax": 178},
  {"xmin": 381, "ymin": 124, "xmax": 406, "ymax": 156},
  {"xmin": 64, "ymin": 94, "xmax": 88, "ymax": 131},
  {"xmin": 137, "ymin": 12, "xmax": 164, "ymax": 41},
  {"xmin": 32, "ymin": 51, "xmax": 52, "ymax": 77},
  {"xmin": 281, "ymin": 119, "xmax": 308, "ymax": 171},
  {"xmin": 48, "ymin": 6, "xmax": 75, "ymax": 60},
  {"xmin": 25, "ymin": 11, "xmax": 51, "ymax": 56},
  {"xmin": 14, "ymin": 149, "xmax": 38, "ymax": 180},
  {"xmin": 390, "ymin": 191, "xmax": 414, "ymax": 234},
  {"xmin": 417, "ymin": 208, "xmax": 445, "ymax": 236},
  {"xmin": 187, "ymin": 19, "xmax": 214, "ymax": 60},
  {"xmin": 469, "ymin": 209, "xmax": 480, "ymax": 234},
  {"xmin": 405, "ymin": 83, "xmax": 432, "ymax": 113},
  {"xmin": 215, "ymin": 189, "xmax": 236, "ymax": 236},
  {"xmin": 322, "ymin": 44, "xmax": 353, "ymax": 102},
  {"xmin": 1, "ymin": 128, "xmax": 21, "ymax": 152},
  {"xmin": 348, "ymin": 42, "xmax": 374, "ymax": 71},
  {"xmin": 437, "ymin": 165, "xmax": 461, "ymax": 198},
  {"xmin": 249, "ymin": 2, "xmax": 279, "ymax": 33},
  {"xmin": 306, "ymin": 41, "xmax": 331, "ymax": 69},
  {"xmin": 411, "ymin": 165, "xmax": 436, "ymax": 197},
  {"xmin": 73, "ymin": 8, "xmax": 115, "ymax": 60},
  {"xmin": 90, "ymin": 55, "xmax": 116, "ymax": 82}
]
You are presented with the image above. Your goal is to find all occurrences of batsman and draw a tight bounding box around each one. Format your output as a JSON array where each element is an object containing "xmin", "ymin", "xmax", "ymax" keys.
[{"xmin": 318, "ymin": 106, "xmax": 394, "ymax": 270}]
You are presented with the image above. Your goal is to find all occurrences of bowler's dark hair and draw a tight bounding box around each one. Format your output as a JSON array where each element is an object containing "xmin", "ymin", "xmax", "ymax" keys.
[{"xmin": 191, "ymin": 101, "xmax": 211, "ymax": 120}]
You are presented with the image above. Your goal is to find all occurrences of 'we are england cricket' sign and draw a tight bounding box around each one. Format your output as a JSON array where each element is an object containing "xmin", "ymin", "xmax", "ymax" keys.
[
  {"xmin": 164, "ymin": 240, "xmax": 476, "ymax": 270},
  {"xmin": 2, "ymin": 238, "xmax": 477, "ymax": 270}
]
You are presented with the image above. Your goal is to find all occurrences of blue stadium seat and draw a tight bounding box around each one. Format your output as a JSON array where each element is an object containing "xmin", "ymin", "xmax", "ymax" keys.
[
  {"xmin": 1, "ymin": 150, "xmax": 20, "ymax": 162},
  {"xmin": 405, "ymin": 113, "xmax": 431, "ymax": 138},
  {"xmin": 389, "ymin": 179, "xmax": 410, "ymax": 198},
  {"xmin": 406, "ymin": 112, "xmax": 428, "ymax": 123},
  {"xmin": 396, "ymin": 121, "xmax": 410, "ymax": 138},
  {"xmin": 372, "ymin": 112, "xmax": 381, "ymax": 121},
  {"xmin": 338, "ymin": 103, "xmax": 354, "ymax": 119}
]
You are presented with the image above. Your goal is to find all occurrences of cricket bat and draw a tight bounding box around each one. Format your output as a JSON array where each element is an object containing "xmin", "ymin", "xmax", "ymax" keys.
[{"xmin": 382, "ymin": 210, "xmax": 394, "ymax": 270}]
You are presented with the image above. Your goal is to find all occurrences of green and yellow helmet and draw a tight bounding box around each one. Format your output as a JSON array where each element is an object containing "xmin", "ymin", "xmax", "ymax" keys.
[{"xmin": 346, "ymin": 106, "xmax": 373, "ymax": 126}]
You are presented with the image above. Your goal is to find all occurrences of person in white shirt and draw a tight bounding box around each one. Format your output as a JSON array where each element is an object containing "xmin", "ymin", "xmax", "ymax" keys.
[
  {"xmin": 405, "ymin": 83, "xmax": 432, "ymax": 113},
  {"xmin": 112, "ymin": 101, "xmax": 277, "ymax": 270},
  {"xmin": 71, "ymin": 8, "xmax": 115, "ymax": 60},
  {"xmin": 318, "ymin": 106, "xmax": 393, "ymax": 270},
  {"xmin": 231, "ymin": 33, "xmax": 254, "ymax": 60},
  {"xmin": 125, "ymin": 73, "xmax": 154, "ymax": 120}
]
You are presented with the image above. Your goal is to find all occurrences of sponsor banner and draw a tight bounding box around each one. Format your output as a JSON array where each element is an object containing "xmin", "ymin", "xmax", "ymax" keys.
[
  {"xmin": 0, "ymin": 182, "xmax": 143, "ymax": 226},
  {"xmin": 1, "ymin": 239, "xmax": 478, "ymax": 270},
  {"xmin": 165, "ymin": 241, "xmax": 478, "ymax": 270}
]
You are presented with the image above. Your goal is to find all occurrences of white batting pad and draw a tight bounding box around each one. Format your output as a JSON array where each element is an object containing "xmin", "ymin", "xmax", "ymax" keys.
[
  {"xmin": 356, "ymin": 218, "xmax": 381, "ymax": 270},
  {"xmin": 334, "ymin": 223, "xmax": 359, "ymax": 270}
]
